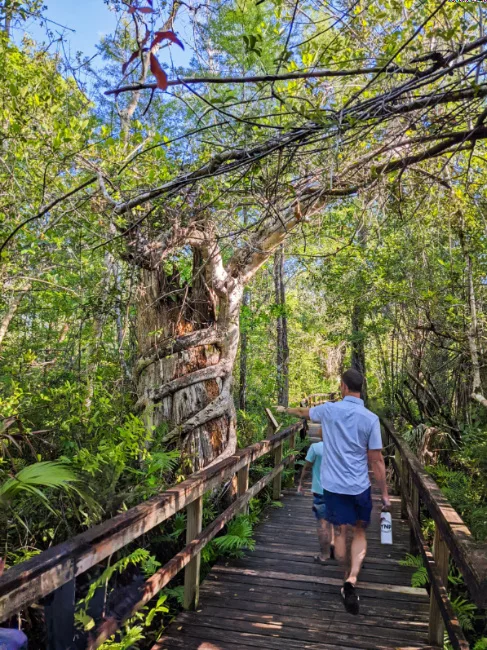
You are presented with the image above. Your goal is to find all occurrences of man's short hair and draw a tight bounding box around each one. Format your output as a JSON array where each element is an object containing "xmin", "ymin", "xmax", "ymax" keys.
[{"xmin": 342, "ymin": 369, "xmax": 364, "ymax": 393}]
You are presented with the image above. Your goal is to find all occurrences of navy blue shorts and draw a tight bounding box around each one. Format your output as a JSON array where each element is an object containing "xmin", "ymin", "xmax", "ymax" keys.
[
  {"xmin": 323, "ymin": 487, "xmax": 372, "ymax": 527},
  {"xmin": 312, "ymin": 493, "xmax": 327, "ymax": 521}
]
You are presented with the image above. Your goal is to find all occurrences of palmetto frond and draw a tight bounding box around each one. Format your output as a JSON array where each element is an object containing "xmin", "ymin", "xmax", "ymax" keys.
[{"xmin": 0, "ymin": 461, "xmax": 80, "ymax": 512}]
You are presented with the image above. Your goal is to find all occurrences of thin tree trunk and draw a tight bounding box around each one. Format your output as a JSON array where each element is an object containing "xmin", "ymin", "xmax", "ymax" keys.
[
  {"xmin": 459, "ymin": 220, "xmax": 483, "ymax": 395},
  {"xmin": 274, "ymin": 245, "xmax": 289, "ymax": 406},
  {"xmin": 466, "ymin": 251, "xmax": 482, "ymax": 393},
  {"xmin": 0, "ymin": 283, "xmax": 31, "ymax": 350},
  {"xmin": 84, "ymin": 252, "xmax": 114, "ymax": 411},
  {"xmin": 351, "ymin": 302, "xmax": 367, "ymax": 402},
  {"xmin": 3, "ymin": 0, "xmax": 12, "ymax": 37},
  {"xmin": 351, "ymin": 225, "xmax": 367, "ymax": 402},
  {"xmin": 239, "ymin": 288, "xmax": 250, "ymax": 411}
]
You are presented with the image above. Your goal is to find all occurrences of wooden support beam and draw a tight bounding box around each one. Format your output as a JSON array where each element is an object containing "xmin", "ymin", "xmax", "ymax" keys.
[
  {"xmin": 44, "ymin": 579, "xmax": 75, "ymax": 650},
  {"xmin": 429, "ymin": 527, "xmax": 450, "ymax": 647},
  {"xmin": 183, "ymin": 496, "xmax": 203, "ymax": 610},
  {"xmin": 273, "ymin": 442, "xmax": 283, "ymax": 501},
  {"xmin": 400, "ymin": 457, "xmax": 408, "ymax": 519},
  {"xmin": 237, "ymin": 462, "xmax": 250, "ymax": 515},
  {"xmin": 265, "ymin": 408, "xmax": 279, "ymax": 433},
  {"xmin": 410, "ymin": 482, "xmax": 420, "ymax": 553},
  {"xmin": 393, "ymin": 447, "xmax": 401, "ymax": 496}
]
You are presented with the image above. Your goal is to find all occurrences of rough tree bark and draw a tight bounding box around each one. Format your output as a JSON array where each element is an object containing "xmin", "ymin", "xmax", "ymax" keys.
[
  {"xmin": 274, "ymin": 245, "xmax": 289, "ymax": 406},
  {"xmin": 134, "ymin": 245, "xmax": 241, "ymax": 470}
]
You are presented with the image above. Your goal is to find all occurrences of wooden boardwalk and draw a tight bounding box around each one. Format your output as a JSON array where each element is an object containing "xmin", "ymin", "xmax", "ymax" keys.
[{"xmin": 155, "ymin": 481, "xmax": 435, "ymax": 650}]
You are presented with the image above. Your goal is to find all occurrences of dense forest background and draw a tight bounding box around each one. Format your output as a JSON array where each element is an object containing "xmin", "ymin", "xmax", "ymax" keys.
[{"xmin": 1, "ymin": 0, "xmax": 487, "ymax": 646}]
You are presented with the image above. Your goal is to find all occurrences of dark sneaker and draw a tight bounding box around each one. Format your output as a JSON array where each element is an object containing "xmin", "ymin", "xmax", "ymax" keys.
[
  {"xmin": 341, "ymin": 581, "xmax": 359, "ymax": 615},
  {"xmin": 330, "ymin": 544, "xmax": 335, "ymax": 560}
]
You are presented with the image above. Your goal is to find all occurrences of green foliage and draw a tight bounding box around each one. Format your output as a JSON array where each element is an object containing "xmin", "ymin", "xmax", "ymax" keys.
[
  {"xmin": 473, "ymin": 638, "xmax": 487, "ymax": 650},
  {"xmin": 211, "ymin": 515, "xmax": 256, "ymax": 559},
  {"xmin": 451, "ymin": 597, "xmax": 478, "ymax": 632},
  {"xmin": 99, "ymin": 625, "xmax": 145, "ymax": 650},
  {"xmin": 399, "ymin": 554, "xmax": 428, "ymax": 588},
  {"xmin": 78, "ymin": 548, "xmax": 158, "ymax": 611}
]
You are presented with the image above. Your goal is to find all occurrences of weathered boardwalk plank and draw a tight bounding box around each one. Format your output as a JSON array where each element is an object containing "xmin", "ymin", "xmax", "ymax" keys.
[{"xmin": 154, "ymin": 481, "xmax": 437, "ymax": 650}]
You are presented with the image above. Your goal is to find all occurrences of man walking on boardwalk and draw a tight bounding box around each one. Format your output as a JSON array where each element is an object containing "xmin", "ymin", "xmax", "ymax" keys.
[{"xmin": 276, "ymin": 369, "xmax": 391, "ymax": 615}]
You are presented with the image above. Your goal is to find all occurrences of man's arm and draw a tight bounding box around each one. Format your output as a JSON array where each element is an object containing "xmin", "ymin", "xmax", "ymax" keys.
[
  {"xmin": 275, "ymin": 405, "xmax": 311, "ymax": 419},
  {"xmin": 297, "ymin": 461, "xmax": 312, "ymax": 494},
  {"xmin": 367, "ymin": 449, "xmax": 391, "ymax": 509}
]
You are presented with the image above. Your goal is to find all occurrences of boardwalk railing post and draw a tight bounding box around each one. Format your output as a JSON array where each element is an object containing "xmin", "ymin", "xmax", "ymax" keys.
[
  {"xmin": 393, "ymin": 446, "xmax": 401, "ymax": 495},
  {"xmin": 265, "ymin": 408, "xmax": 282, "ymax": 500},
  {"xmin": 289, "ymin": 430, "xmax": 296, "ymax": 450},
  {"xmin": 237, "ymin": 461, "xmax": 250, "ymax": 514},
  {"xmin": 44, "ymin": 578, "xmax": 76, "ymax": 650},
  {"xmin": 273, "ymin": 441, "xmax": 283, "ymax": 500},
  {"xmin": 410, "ymin": 481, "xmax": 420, "ymax": 553},
  {"xmin": 183, "ymin": 495, "xmax": 203, "ymax": 610},
  {"xmin": 400, "ymin": 457, "xmax": 408, "ymax": 519},
  {"xmin": 429, "ymin": 526, "xmax": 450, "ymax": 646}
]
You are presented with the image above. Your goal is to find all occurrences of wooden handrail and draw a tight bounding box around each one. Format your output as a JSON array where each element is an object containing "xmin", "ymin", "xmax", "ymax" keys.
[
  {"xmin": 303, "ymin": 392, "xmax": 337, "ymax": 407},
  {"xmin": 0, "ymin": 420, "xmax": 303, "ymax": 646},
  {"xmin": 382, "ymin": 419, "xmax": 487, "ymax": 649}
]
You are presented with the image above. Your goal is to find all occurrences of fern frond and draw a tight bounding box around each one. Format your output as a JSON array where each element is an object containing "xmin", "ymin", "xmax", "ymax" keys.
[
  {"xmin": 451, "ymin": 596, "xmax": 477, "ymax": 632},
  {"xmin": 399, "ymin": 553, "xmax": 423, "ymax": 568}
]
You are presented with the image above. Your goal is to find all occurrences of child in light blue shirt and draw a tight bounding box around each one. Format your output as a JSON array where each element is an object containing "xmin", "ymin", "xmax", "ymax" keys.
[{"xmin": 298, "ymin": 438, "xmax": 335, "ymax": 564}]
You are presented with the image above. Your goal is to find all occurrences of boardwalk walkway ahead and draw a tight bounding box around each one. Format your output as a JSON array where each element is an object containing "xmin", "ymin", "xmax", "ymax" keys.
[
  {"xmin": 2, "ymin": 419, "xmax": 479, "ymax": 649},
  {"xmin": 156, "ymin": 480, "xmax": 434, "ymax": 650}
]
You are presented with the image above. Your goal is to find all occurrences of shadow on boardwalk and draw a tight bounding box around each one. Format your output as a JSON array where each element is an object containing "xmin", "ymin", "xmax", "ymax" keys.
[{"xmin": 155, "ymin": 481, "xmax": 436, "ymax": 650}]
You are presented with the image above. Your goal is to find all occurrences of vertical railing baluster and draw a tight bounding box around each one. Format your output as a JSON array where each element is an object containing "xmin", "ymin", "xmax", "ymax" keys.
[
  {"xmin": 183, "ymin": 496, "xmax": 203, "ymax": 610},
  {"xmin": 237, "ymin": 461, "xmax": 250, "ymax": 514},
  {"xmin": 410, "ymin": 480, "xmax": 420, "ymax": 553},
  {"xmin": 400, "ymin": 457, "xmax": 408, "ymax": 519},
  {"xmin": 272, "ymin": 441, "xmax": 283, "ymax": 500},
  {"xmin": 429, "ymin": 526, "xmax": 450, "ymax": 645}
]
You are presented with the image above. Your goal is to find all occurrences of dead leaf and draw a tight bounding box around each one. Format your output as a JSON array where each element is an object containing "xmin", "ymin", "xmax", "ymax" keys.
[
  {"xmin": 151, "ymin": 30, "xmax": 184, "ymax": 50},
  {"xmin": 150, "ymin": 53, "xmax": 168, "ymax": 90}
]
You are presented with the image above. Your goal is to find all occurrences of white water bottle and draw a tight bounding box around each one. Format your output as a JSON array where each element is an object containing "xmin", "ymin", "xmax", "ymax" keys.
[{"xmin": 380, "ymin": 511, "xmax": 393, "ymax": 544}]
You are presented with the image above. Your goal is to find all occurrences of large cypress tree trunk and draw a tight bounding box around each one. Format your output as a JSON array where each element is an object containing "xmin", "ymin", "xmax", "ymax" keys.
[
  {"xmin": 133, "ymin": 238, "xmax": 242, "ymax": 471},
  {"xmin": 124, "ymin": 192, "xmax": 320, "ymax": 470}
]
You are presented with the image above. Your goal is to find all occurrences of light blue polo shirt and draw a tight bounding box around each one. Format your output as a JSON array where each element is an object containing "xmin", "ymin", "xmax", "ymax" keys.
[
  {"xmin": 309, "ymin": 396, "xmax": 382, "ymax": 496},
  {"xmin": 305, "ymin": 442, "xmax": 324, "ymax": 495}
]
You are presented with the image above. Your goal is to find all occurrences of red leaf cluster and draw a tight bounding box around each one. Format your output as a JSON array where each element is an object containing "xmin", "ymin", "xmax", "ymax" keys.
[
  {"xmin": 150, "ymin": 53, "xmax": 168, "ymax": 90},
  {"xmin": 122, "ymin": 28, "xmax": 150, "ymax": 74},
  {"xmin": 121, "ymin": 20, "xmax": 185, "ymax": 86},
  {"xmin": 128, "ymin": 3, "xmax": 155, "ymax": 14},
  {"xmin": 151, "ymin": 30, "xmax": 184, "ymax": 50}
]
